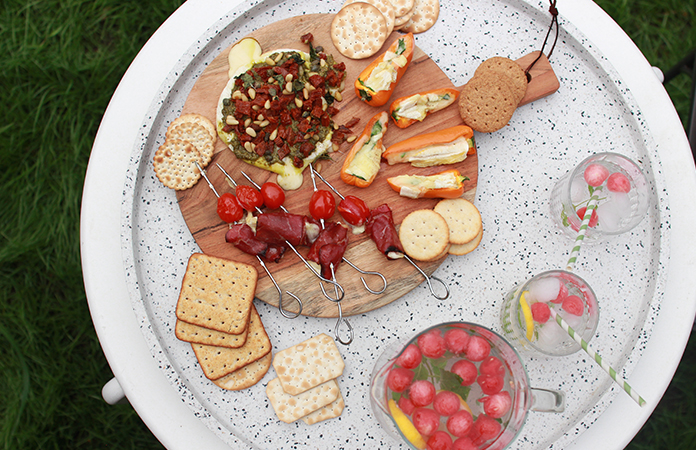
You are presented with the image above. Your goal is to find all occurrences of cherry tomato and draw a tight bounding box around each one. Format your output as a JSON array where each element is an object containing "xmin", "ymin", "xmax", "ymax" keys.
[
  {"xmin": 337, "ymin": 195, "xmax": 370, "ymax": 226},
  {"xmin": 260, "ymin": 182, "xmax": 285, "ymax": 209},
  {"xmin": 309, "ymin": 190, "xmax": 336, "ymax": 220},
  {"xmin": 235, "ymin": 185, "xmax": 263, "ymax": 211},
  {"xmin": 217, "ymin": 193, "xmax": 243, "ymax": 223}
]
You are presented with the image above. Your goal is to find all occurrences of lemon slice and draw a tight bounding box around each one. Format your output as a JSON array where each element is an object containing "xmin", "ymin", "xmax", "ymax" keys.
[
  {"xmin": 388, "ymin": 399, "xmax": 426, "ymax": 450},
  {"xmin": 519, "ymin": 291, "xmax": 535, "ymax": 341}
]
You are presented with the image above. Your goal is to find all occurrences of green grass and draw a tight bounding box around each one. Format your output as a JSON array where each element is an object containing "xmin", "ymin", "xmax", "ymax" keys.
[{"xmin": 0, "ymin": 0, "xmax": 693, "ymax": 449}]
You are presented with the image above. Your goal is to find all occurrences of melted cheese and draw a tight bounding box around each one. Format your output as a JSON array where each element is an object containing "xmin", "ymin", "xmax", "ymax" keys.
[{"xmin": 405, "ymin": 137, "xmax": 470, "ymax": 167}]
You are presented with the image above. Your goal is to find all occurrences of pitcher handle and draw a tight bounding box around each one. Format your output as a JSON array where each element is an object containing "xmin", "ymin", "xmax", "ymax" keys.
[{"xmin": 530, "ymin": 387, "xmax": 565, "ymax": 412}]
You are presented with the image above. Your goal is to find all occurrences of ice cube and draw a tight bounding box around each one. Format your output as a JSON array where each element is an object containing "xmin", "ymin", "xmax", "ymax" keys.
[
  {"xmin": 536, "ymin": 320, "xmax": 569, "ymax": 348},
  {"xmin": 528, "ymin": 276, "xmax": 561, "ymax": 303},
  {"xmin": 570, "ymin": 176, "xmax": 589, "ymax": 203}
]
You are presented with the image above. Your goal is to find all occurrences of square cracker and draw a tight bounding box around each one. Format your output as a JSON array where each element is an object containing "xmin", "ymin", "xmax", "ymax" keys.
[
  {"xmin": 301, "ymin": 389, "xmax": 345, "ymax": 425},
  {"xmin": 212, "ymin": 352, "xmax": 272, "ymax": 391},
  {"xmin": 266, "ymin": 378, "xmax": 340, "ymax": 423},
  {"xmin": 175, "ymin": 253, "xmax": 257, "ymax": 335},
  {"xmin": 175, "ymin": 318, "xmax": 248, "ymax": 349},
  {"xmin": 273, "ymin": 333, "xmax": 345, "ymax": 396},
  {"xmin": 192, "ymin": 305, "xmax": 271, "ymax": 380}
]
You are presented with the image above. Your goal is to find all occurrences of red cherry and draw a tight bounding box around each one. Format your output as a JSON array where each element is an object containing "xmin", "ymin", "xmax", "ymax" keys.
[
  {"xmin": 444, "ymin": 328, "xmax": 470, "ymax": 354},
  {"xmin": 562, "ymin": 295, "xmax": 585, "ymax": 316},
  {"xmin": 531, "ymin": 302, "xmax": 551, "ymax": 323},
  {"xmin": 398, "ymin": 396, "xmax": 416, "ymax": 415},
  {"xmin": 480, "ymin": 391, "xmax": 512, "ymax": 419},
  {"xmin": 418, "ymin": 330, "xmax": 447, "ymax": 359},
  {"xmin": 427, "ymin": 431, "xmax": 453, "ymax": 450},
  {"xmin": 409, "ymin": 379, "xmax": 436, "ymax": 407},
  {"xmin": 452, "ymin": 437, "xmax": 477, "ymax": 450},
  {"xmin": 607, "ymin": 172, "xmax": 631, "ymax": 193},
  {"xmin": 433, "ymin": 390, "xmax": 461, "ymax": 416},
  {"xmin": 386, "ymin": 367, "xmax": 414, "ymax": 393},
  {"xmin": 397, "ymin": 344, "xmax": 422, "ymax": 369},
  {"xmin": 477, "ymin": 374, "xmax": 504, "ymax": 395},
  {"xmin": 446, "ymin": 410, "xmax": 473, "ymax": 438},
  {"xmin": 575, "ymin": 206, "xmax": 599, "ymax": 228},
  {"xmin": 583, "ymin": 163, "xmax": 609, "ymax": 187},
  {"xmin": 464, "ymin": 336, "xmax": 490, "ymax": 362},
  {"xmin": 450, "ymin": 360, "xmax": 477, "ymax": 386},
  {"xmin": 413, "ymin": 407, "xmax": 441, "ymax": 436}
]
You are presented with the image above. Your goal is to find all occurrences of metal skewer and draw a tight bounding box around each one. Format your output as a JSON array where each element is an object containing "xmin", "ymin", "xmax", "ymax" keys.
[
  {"xmin": 311, "ymin": 166, "xmax": 450, "ymax": 300},
  {"xmin": 195, "ymin": 161, "xmax": 304, "ymax": 318},
  {"xmin": 216, "ymin": 164, "xmax": 345, "ymax": 303}
]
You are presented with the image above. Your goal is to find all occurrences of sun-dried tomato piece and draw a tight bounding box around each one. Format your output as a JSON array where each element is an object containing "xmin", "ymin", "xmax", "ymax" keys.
[
  {"xmin": 299, "ymin": 141, "xmax": 314, "ymax": 157},
  {"xmin": 301, "ymin": 33, "xmax": 314, "ymax": 44},
  {"xmin": 308, "ymin": 74, "xmax": 324, "ymax": 88},
  {"xmin": 344, "ymin": 117, "xmax": 360, "ymax": 128}
]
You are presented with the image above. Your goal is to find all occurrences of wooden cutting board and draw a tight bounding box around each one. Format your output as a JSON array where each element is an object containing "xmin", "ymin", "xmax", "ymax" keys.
[{"xmin": 175, "ymin": 13, "xmax": 558, "ymax": 318}]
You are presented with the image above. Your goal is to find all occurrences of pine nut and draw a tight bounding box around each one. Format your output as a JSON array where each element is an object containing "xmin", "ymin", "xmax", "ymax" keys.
[{"xmin": 246, "ymin": 127, "xmax": 257, "ymax": 137}]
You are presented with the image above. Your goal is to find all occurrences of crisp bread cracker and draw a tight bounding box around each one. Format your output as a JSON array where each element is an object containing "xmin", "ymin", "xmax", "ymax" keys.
[
  {"xmin": 191, "ymin": 305, "xmax": 271, "ymax": 380},
  {"xmin": 301, "ymin": 389, "xmax": 345, "ymax": 425},
  {"xmin": 175, "ymin": 253, "xmax": 257, "ymax": 335},
  {"xmin": 165, "ymin": 121, "xmax": 215, "ymax": 168},
  {"xmin": 212, "ymin": 352, "xmax": 272, "ymax": 391},
  {"xmin": 153, "ymin": 139, "xmax": 202, "ymax": 190},
  {"xmin": 401, "ymin": 0, "xmax": 439, "ymax": 33},
  {"xmin": 458, "ymin": 71, "xmax": 517, "ymax": 133},
  {"xmin": 272, "ymin": 333, "xmax": 345, "ymax": 396},
  {"xmin": 345, "ymin": 0, "xmax": 396, "ymax": 35},
  {"xmin": 475, "ymin": 56, "xmax": 528, "ymax": 105},
  {"xmin": 390, "ymin": 0, "xmax": 415, "ymax": 17},
  {"xmin": 434, "ymin": 198, "xmax": 483, "ymax": 245},
  {"xmin": 167, "ymin": 113, "xmax": 216, "ymax": 141},
  {"xmin": 449, "ymin": 228, "xmax": 483, "ymax": 256},
  {"xmin": 331, "ymin": 2, "xmax": 389, "ymax": 59},
  {"xmin": 266, "ymin": 378, "xmax": 340, "ymax": 423},
  {"xmin": 398, "ymin": 209, "xmax": 450, "ymax": 261},
  {"xmin": 175, "ymin": 318, "xmax": 248, "ymax": 348}
]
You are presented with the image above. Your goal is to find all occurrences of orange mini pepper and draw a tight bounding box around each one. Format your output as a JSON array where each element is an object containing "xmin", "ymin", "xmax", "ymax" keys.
[
  {"xmin": 354, "ymin": 33, "xmax": 415, "ymax": 107},
  {"xmin": 387, "ymin": 169, "xmax": 470, "ymax": 199},
  {"xmin": 340, "ymin": 111, "xmax": 389, "ymax": 188},
  {"xmin": 389, "ymin": 87, "xmax": 460, "ymax": 128},
  {"xmin": 382, "ymin": 125, "xmax": 476, "ymax": 167}
]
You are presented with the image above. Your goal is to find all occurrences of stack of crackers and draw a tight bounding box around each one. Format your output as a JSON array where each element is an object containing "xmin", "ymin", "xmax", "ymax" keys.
[
  {"xmin": 266, "ymin": 333, "xmax": 346, "ymax": 425},
  {"xmin": 398, "ymin": 198, "xmax": 483, "ymax": 261},
  {"xmin": 153, "ymin": 113, "xmax": 217, "ymax": 190},
  {"xmin": 331, "ymin": 0, "xmax": 440, "ymax": 59},
  {"xmin": 458, "ymin": 56, "xmax": 529, "ymax": 133},
  {"xmin": 174, "ymin": 253, "xmax": 273, "ymax": 391}
]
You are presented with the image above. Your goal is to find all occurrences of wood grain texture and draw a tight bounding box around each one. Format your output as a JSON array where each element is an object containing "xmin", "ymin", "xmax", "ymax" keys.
[{"xmin": 174, "ymin": 14, "xmax": 565, "ymax": 318}]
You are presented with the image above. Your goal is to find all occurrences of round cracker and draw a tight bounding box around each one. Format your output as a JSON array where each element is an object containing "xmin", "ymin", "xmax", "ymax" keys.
[
  {"xmin": 390, "ymin": 0, "xmax": 415, "ymax": 17},
  {"xmin": 394, "ymin": 8, "xmax": 414, "ymax": 28},
  {"xmin": 331, "ymin": 2, "xmax": 389, "ymax": 59},
  {"xmin": 344, "ymin": 0, "xmax": 396, "ymax": 35},
  {"xmin": 433, "ymin": 198, "xmax": 482, "ymax": 245},
  {"xmin": 401, "ymin": 0, "xmax": 440, "ymax": 34},
  {"xmin": 212, "ymin": 352, "xmax": 272, "ymax": 391},
  {"xmin": 458, "ymin": 71, "xmax": 517, "ymax": 133},
  {"xmin": 448, "ymin": 228, "xmax": 483, "ymax": 255},
  {"xmin": 398, "ymin": 209, "xmax": 450, "ymax": 261},
  {"xmin": 474, "ymin": 56, "xmax": 528, "ymax": 105},
  {"xmin": 167, "ymin": 113, "xmax": 216, "ymax": 140},
  {"xmin": 165, "ymin": 121, "xmax": 215, "ymax": 167},
  {"xmin": 153, "ymin": 139, "xmax": 202, "ymax": 190}
]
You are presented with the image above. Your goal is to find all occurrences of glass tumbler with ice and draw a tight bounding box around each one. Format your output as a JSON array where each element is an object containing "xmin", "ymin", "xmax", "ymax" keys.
[
  {"xmin": 549, "ymin": 152, "xmax": 649, "ymax": 241},
  {"xmin": 500, "ymin": 270, "xmax": 599, "ymax": 357}
]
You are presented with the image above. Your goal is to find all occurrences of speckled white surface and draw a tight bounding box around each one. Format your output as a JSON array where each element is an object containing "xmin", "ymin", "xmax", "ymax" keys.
[{"xmin": 120, "ymin": 1, "xmax": 668, "ymax": 448}]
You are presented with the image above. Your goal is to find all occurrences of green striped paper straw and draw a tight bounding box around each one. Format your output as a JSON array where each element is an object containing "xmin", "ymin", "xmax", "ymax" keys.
[
  {"xmin": 566, "ymin": 188, "xmax": 602, "ymax": 271},
  {"xmin": 549, "ymin": 308, "xmax": 646, "ymax": 406}
]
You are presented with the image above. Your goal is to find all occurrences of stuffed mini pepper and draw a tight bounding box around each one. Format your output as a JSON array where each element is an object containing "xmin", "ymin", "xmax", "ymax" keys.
[
  {"xmin": 341, "ymin": 111, "xmax": 389, "ymax": 188},
  {"xmin": 387, "ymin": 169, "xmax": 470, "ymax": 199},
  {"xmin": 355, "ymin": 33, "xmax": 415, "ymax": 107},
  {"xmin": 389, "ymin": 88, "xmax": 460, "ymax": 128},
  {"xmin": 382, "ymin": 125, "xmax": 475, "ymax": 167}
]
